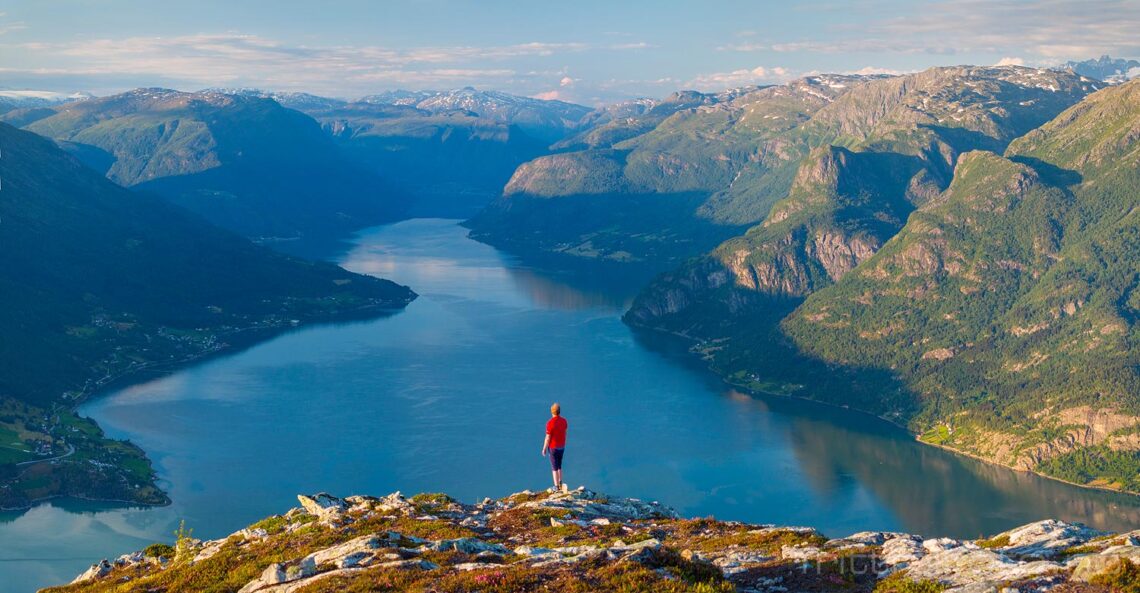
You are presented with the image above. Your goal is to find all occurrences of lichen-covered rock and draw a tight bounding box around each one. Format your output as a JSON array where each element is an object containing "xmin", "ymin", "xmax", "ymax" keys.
[
  {"xmin": 296, "ymin": 492, "xmax": 347, "ymax": 525},
  {"xmin": 1071, "ymin": 545, "xmax": 1140, "ymax": 582},
  {"xmin": 994, "ymin": 519, "xmax": 1106, "ymax": 559},
  {"xmin": 881, "ymin": 535, "xmax": 925, "ymax": 567},
  {"xmin": 48, "ymin": 486, "xmax": 1140, "ymax": 593},
  {"xmin": 424, "ymin": 537, "xmax": 510, "ymax": 555},
  {"xmin": 902, "ymin": 545, "xmax": 1062, "ymax": 593},
  {"xmin": 70, "ymin": 560, "xmax": 112, "ymax": 584}
]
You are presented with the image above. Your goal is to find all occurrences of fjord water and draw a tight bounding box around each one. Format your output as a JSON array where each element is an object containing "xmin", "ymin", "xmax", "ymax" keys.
[{"xmin": 4, "ymin": 219, "xmax": 1140, "ymax": 591}]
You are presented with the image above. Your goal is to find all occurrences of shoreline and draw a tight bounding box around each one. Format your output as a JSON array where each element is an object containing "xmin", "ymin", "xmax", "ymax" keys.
[
  {"xmin": 628, "ymin": 320, "xmax": 1140, "ymax": 500},
  {"xmin": 2, "ymin": 300, "xmax": 413, "ymax": 515},
  {"xmin": 0, "ymin": 492, "xmax": 169, "ymax": 514}
]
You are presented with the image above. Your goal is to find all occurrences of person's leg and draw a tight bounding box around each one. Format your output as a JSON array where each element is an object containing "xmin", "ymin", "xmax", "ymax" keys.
[
  {"xmin": 549, "ymin": 448, "xmax": 561, "ymax": 489},
  {"xmin": 550, "ymin": 448, "xmax": 564, "ymax": 489}
]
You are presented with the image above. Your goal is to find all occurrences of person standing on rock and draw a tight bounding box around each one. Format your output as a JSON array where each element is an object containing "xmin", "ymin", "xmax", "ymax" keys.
[{"xmin": 541, "ymin": 402, "xmax": 568, "ymax": 492}]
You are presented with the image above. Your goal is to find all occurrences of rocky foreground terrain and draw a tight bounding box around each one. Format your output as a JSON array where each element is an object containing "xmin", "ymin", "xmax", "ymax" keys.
[{"xmin": 48, "ymin": 488, "xmax": 1140, "ymax": 593}]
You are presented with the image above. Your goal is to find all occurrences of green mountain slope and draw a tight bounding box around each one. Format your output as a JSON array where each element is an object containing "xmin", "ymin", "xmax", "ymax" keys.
[
  {"xmin": 470, "ymin": 67, "xmax": 1094, "ymax": 269},
  {"xmin": 627, "ymin": 67, "xmax": 1094, "ymax": 326},
  {"xmin": 631, "ymin": 78, "xmax": 1140, "ymax": 491},
  {"xmin": 9, "ymin": 89, "xmax": 407, "ymax": 238},
  {"xmin": 0, "ymin": 123, "xmax": 415, "ymax": 508},
  {"xmin": 310, "ymin": 102, "xmax": 552, "ymax": 217},
  {"xmin": 465, "ymin": 76, "xmax": 871, "ymax": 266}
]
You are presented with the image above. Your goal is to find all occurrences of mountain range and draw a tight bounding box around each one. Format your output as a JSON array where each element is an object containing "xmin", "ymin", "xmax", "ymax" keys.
[
  {"xmin": 295, "ymin": 88, "xmax": 586, "ymax": 217},
  {"xmin": 6, "ymin": 58, "xmax": 1140, "ymax": 505},
  {"xmin": 614, "ymin": 69, "xmax": 1140, "ymax": 490},
  {"xmin": 3, "ymin": 88, "xmax": 407, "ymax": 238},
  {"xmin": 0, "ymin": 121, "xmax": 415, "ymax": 508},
  {"xmin": 459, "ymin": 64, "xmax": 1140, "ymax": 491},
  {"xmin": 1067, "ymin": 55, "xmax": 1140, "ymax": 84}
]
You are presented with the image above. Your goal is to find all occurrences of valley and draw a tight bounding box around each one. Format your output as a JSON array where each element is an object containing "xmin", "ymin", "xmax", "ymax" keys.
[{"xmin": 5, "ymin": 52, "xmax": 1140, "ymax": 591}]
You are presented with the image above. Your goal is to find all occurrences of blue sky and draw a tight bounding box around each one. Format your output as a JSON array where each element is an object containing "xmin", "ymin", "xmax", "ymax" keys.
[{"xmin": 1, "ymin": 0, "xmax": 1137, "ymax": 104}]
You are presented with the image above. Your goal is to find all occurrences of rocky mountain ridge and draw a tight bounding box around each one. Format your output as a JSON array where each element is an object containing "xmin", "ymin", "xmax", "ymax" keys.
[
  {"xmin": 0, "ymin": 121, "xmax": 415, "ymax": 510},
  {"xmin": 624, "ymin": 75, "xmax": 1140, "ymax": 493},
  {"xmin": 49, "ymin": 487, "xmax": 1140, "ymax": 593},
  {"xmin": 4, "ymin": 87, "xmax": 407, "ymax": 238},
  {"xmin": 468, "ymin": 66, "xmax": 1095, "ymax": 268}
]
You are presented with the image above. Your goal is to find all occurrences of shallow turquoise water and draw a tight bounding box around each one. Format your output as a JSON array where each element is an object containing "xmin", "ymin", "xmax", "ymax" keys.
[{"xmin": 3, "ymin": 218, "xmax": 1139, "ymax": 592}]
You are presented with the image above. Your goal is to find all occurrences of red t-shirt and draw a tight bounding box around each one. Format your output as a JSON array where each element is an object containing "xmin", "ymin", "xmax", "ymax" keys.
[{"xmin": 546, "ymin": 416, "xmax": 568, "ymax": 449}]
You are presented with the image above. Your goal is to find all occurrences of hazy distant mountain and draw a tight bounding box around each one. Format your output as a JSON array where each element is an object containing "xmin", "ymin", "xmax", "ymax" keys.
[
  {"xmin": 465, "ymin": 75, "xmax": 888, "ymax": 266},
  {"xmin": 1065, "ymin": 55, "xmax": 1140, "ymax": 83},
  {"xmin": 0, "ymin": 121, "xmax": 415, "ymax": 406},
  {"xmin": 204, "ymin": 87, "xmax": 349, "ymax": 112},
  {"xmin": 553, "ymin": 90, "xmax": 757, "ymax": 152},
  {"xmin": 8, "ymin": 88, "xmax": 407, "ymax": 238},
  {"xmin": 311, "ymin": 101, "xmax": 552, "ymax": 217},
  {"xmin": 0, "ymin": 89, "xmax": 91, "ymax": 114},
  {"xmin": 193, "ymin": 86, "xmax": 589, "ymax": 217},
  {"xmin": 359, "ymin": 87, "xmax": 591, "ymax": 143}
]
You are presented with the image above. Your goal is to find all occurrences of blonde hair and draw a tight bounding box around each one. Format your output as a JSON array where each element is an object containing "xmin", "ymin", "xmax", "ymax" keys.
[{"xmin": 550, "ymin": 402, "xmax": 561, "ymax": 416}]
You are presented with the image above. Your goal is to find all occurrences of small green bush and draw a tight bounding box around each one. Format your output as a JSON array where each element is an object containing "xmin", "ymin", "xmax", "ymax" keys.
[
  {"xmin": 874, "ymin": 572, "xmax": 947, "ymax": 593},
  {"xmin": 143, "ymin": 543, "xmax": 175, "ymax": 559},
  {"xmin": 1091, "ymin": 559, "xmax": 1140, "ymax": 593},
  {"xmin": 976, "ymin": 534, "xmax": 1011, "ymax": 549}
]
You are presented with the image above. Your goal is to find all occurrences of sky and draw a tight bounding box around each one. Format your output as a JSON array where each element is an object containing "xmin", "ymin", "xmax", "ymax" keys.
[{"xmin": 1, "ymin": 0, "xmax": 1138, "ymax": 105}]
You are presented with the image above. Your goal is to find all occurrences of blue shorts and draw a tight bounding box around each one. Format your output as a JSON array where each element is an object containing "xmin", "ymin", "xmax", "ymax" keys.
[{"xmin": 549, "ymin": 448, "xmax": 565, "ymax": 471}]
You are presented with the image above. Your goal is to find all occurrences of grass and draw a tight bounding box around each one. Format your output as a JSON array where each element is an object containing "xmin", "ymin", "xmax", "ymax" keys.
[
  {"xmin": 976, "ymin": 534, "xmax": 1011, "ymax": 549},
  {"xmin": 249, "ymin": 515, "xmax": 290, "ymax": 535},
  {"xmin": 1090, "ymin": 559, "xmax": 1140, "ymax": 593},
  {"xmin": 873, "ymin": 572, "xmax": 947, "ymax": 593}
]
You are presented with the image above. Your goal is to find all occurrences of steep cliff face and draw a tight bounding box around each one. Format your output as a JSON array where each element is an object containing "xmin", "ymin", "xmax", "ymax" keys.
[
  {"xmin": 627, "ymin": 78, "xmax": 1140, "ymax": 491},
  {"xmin": 16, "ymin": 89, "xmax": 406, "ymax": 238},
  {"xmin": 627, "ymin": 67, "xmax": 1095, "ymax": 334},
  {"xmin": 48, "ymin": 488, "xmax": 1140, "ymax": 593},
  {"xmin": 466, "ymin": 75, "xmax": 873, "ymax": 265},
  {"xmin": 780, "ymin": 81, "xmax": 1140, "ymax": 487}
]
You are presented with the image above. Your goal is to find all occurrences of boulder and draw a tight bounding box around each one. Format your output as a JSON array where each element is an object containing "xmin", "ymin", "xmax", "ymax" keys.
[
  {"xmin": 903, "ymin": 545, "xmax": 1061, "ymax": 593},
  {"xmin": 829, "ymin": 531, "xmax": 909, "ymax": 548},
  {"xmin": 427, "ymin": 537, "xmax": 511, "ymax": 555},
  {"xmin": 517, "ymin": 488, "xmax": 678, "ymax": 522},
  {"xmin": 881, "ymin": 535, "xmax": 925, "ymax": 567},
  {"xmin": 1072, "ymin": 545, "xmax": 1140, "ymax": 582},
  {"xmin": 193, "ymin": 539, "xmax": 228, "ymax": 563},
  {"xmin": 710, "ymin": 549, "xmax": 773, "ymax": 576},
  {"xmin": 71, "ymin": 559, "xmax": 113, "ymax": 583},
  {"xmin": 514, "ymin": 545, "xmax": 556, "ymax": 556},
  {"xmin": 780, "ymin": 544, "xmax": 824, "ymax": 561},
  {"xmin": 308, "ymin": 534, "xmax": 388, "ymax": 568},
  {"xmin": 922, "ymin": 537, "xmax": 966, "ymax": 553},
  {"xmin": 995, "ymin": 519, "xmax": 1106, "ymax": 559},
  {"xmin": 453, "ymin": 562, "xmax": 506, "ymax": 570},
  {"xmin": 296, "ymin": 493, "xmax": 347, "ymax": 525},
  {"xmin": 237, "ymin": 557, "xmax": 316, "ymax": 593}
]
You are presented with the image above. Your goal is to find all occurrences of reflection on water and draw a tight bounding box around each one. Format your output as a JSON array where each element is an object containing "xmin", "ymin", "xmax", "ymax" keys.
[{"xmin": 2, "ymin": 218, "xmax": 1139, "ymax": 592}]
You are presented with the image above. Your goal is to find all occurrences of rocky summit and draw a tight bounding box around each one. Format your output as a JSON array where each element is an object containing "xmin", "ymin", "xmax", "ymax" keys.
[{"xmin": 46, "ymin": 488, "xmax": 1140, "ymax": 593}]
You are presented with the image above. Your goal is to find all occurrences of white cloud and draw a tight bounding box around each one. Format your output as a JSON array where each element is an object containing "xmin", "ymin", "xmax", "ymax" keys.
[
  {"xmin": 686, "ymin": 66, "xmax": 795, "ymax": 91},
  {"xmin": 845, "ymin": 66, "xmax": 907, "ymax": 76},
  {"xmin": 994, "ymin": 57, "xmax": 1025, "ymax": 67},
  {"xmin": 719, "ymin": 1, "xmax": 1140, "ymax": 61},
  {"xmin": 0, "ymin": 16, "xmax": 26, "ymax": 36},
  {"xmin": 531, "ymin": 90, "xmax": 564, "ymax": 100},
  {"xmin": 559, "ymin": 76, "xmax": 575, "ymax": 86},
  {"xmin": 0, "ymin": 33, "xmax": 627, "ymax": 96},
  {"xmin": 608, "ymin": 42, "xmax": 654, "ymax": 50}
]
